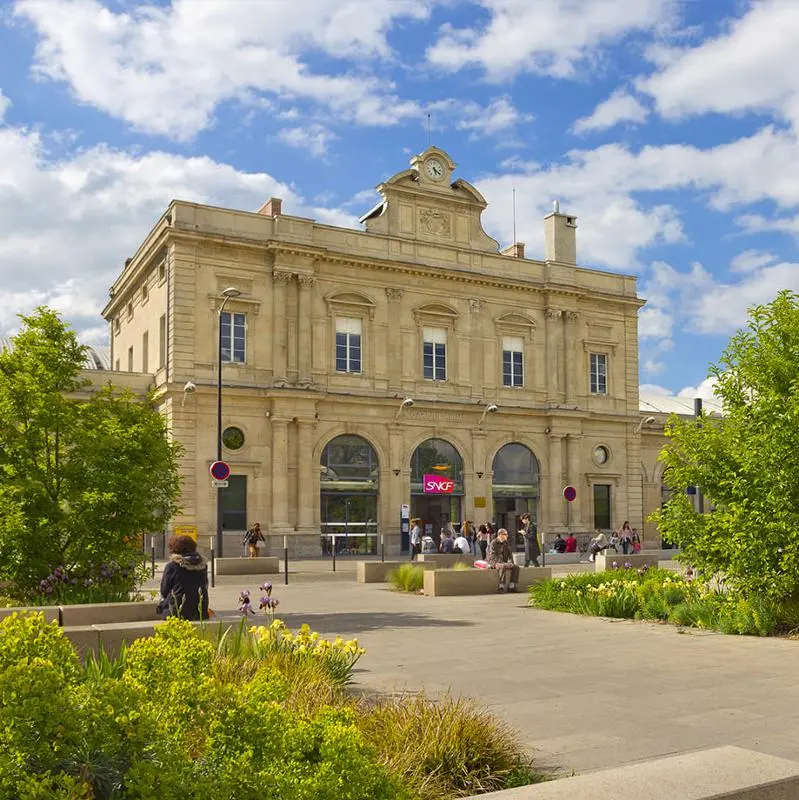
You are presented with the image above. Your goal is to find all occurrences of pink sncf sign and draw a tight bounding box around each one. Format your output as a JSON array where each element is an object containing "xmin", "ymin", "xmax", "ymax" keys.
[{"xmin": 423, "ymin": 474, "xmax": 455, "ymax": 494}]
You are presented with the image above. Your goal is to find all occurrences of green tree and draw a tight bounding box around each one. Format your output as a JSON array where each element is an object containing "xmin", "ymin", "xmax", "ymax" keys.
[
  {"xmin": 652, "ymin": 290, "xmax": 799, "ymax": 601},
  {"xmin": 0, "ymin": 308, "xmax": 182, "ymax": 595}
]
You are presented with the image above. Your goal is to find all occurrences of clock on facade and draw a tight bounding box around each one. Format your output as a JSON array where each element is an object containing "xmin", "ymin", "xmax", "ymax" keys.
[{"xmin": 424, "ymin": 158, "xmax": 445, "ymax": 181}]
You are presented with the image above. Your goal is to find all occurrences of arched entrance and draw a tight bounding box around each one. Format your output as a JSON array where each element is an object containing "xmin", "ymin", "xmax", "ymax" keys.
[
  {"xmin": 492, "ymin": 443, "xmax": 540, "ymax": 551},
  {"xmin": 320, "ymin": 434, "xmax": 379, "ymax": 556},
  {"xmin": 410, "ymin": 438, "xmax": 464, "ymax": 548}
]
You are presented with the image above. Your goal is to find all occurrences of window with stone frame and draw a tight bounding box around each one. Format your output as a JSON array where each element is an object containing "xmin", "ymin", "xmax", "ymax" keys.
[
  {"xmin": 423, "ymin": 326, "xmax": 447, "ymax": 381},
  {"xmin": 335, "ymin": 317, "xmax": 362, "ymax": 373},
  {"xmin": 589, "ymin": 352, "xmax": 608, "ymax": 395},
  {"xmin": 502, "ymin": 335, "xmax": 524, "ymax": 387},
  {"xmin": 221, "ymin": 311, "xmax": 246, "ymax": 364}
]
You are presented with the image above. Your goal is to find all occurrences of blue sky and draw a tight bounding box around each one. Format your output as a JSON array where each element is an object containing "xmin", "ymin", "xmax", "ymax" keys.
[{"xmin": 2, "ymin": 0, "xmax": 799, "ymax": 397}]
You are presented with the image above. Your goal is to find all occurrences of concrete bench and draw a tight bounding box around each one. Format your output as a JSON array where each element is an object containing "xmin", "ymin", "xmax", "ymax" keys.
[
  {"xmin": 417, "ymin": 553, "xmax": 477, "ymax": 567},
  {"xmin": 466, "ymin": 746, "xmax": 799, "ymax": 799},
  {"xmin": 512, "ymin": 552, "xmax": 582, "ymax": 566},
  {"xmin": 214, "ymin": 556, "xmax": 279, "ymax": 575},
  {"xmin": 423, "ymin": 566, "xmax": 551, "ymax": 597},
  {"xmin": 59, "ymin": 601, "xmax": 159, "ymax": 627},
  {"xmin": 357, "ymin": 561, "xmax": 407, "ymax": 583},
  {"xmin": 594, "ymin": 552, "xmax": 661, "ymax": 572},
  {"xmin": 0, "ymin": 606, "xmax": 60, "ymax": 624}
]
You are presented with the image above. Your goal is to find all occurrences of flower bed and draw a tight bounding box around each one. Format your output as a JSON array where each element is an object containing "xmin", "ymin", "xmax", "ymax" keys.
[
  {"xmin": 528, "ymin": 566, "xmax": 791, "ymax": 636},
  {"xmin": 0, "ymin": 612, "xmax": 541, "ymax": 799}
]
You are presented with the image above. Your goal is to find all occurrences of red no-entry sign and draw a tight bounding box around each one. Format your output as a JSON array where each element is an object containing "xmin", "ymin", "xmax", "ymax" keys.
[
  {"xmin": 563, "ymin": 485, "xmax": 577, "ymax": 502},
  {"xmin": 210, "ymin": 460, "xmax": 230, "ymax": 481}
]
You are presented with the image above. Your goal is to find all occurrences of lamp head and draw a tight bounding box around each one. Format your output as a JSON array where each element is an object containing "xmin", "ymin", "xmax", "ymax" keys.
[
  {"xmin": 183, "ymin": 381, "xmax": 197, "ymax": 394},
  {"xmin": 486, "ymin": 403, "xmax": 498, "ymax": 414},
  {"xmin": 401, "ymin": 398, "xmax": 414, "ymax": 408},
  {"xmin": 644, "ymin": 415, "xmax": 656, "ymax": 424},
  {"xmin": 221, "ymin": 287, "xmax": 242, "ymax": 298}
]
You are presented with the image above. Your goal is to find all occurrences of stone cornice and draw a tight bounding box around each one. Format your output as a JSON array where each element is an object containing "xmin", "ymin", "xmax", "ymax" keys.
[{"xmin": 158, "ymin": 229, "xmax": 645, "ymax": 309}]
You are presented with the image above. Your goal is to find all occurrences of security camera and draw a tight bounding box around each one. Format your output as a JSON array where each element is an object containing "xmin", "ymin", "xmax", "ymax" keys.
[
  {"xmin": 183, "ymin": 381, "xmax": 197, "ymax": 394},
  {"xmin": 401, "ymin": 398, "xmax": 414, "ymax": 408}
]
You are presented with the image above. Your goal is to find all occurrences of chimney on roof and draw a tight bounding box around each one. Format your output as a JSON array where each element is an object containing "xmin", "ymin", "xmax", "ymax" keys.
[
  {"xmin": 501, "ymin": 242, "xmax": 525, "ymax": 259},
  {"xmin": 544, "ymin": 200, "xmax": 577, "ymax": 264},
  {"xmin": 257, "ymin": 197, "xmax": 283, "ymax": 217}
]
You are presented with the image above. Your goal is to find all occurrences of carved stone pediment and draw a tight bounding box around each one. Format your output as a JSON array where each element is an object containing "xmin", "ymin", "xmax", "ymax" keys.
[{"xmin": 359, "ymin": 147, "xmax": 500, "ymax": 253}]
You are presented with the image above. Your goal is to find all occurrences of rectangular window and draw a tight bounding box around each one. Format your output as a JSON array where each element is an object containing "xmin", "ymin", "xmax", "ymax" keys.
[
  {"xmin": 423, "ymin": 327, "xmax": 447, "ymax": 381},
  {"xmin": 114, "ymin": 317, "xmax": 121, "ymax": 334},
  {"xmin": 115, "ymin": 358, "xmax": 120, "ymax": 371},
  {"xmin": 220, "ymin": 475, "xmax": 247, "ymax": 531},
  {"xmin": 159, "ymin": 314, "xmax": 166, "ymax": 368},
  {"xmin": 158, "ymin": 261, "xmax": 166, "ymax": 284},
  {"xmin": 142, "ymin": 331, "xmax": 149, "ymax": 373},
  {"xmin": 334, "ymin": 317, "xmax": 362, "ymax": 373},
  {"xmin": 590, "ymin": 352, "xmax": 608, "ymax": 395},
  {"xmin": 141, "ymin": 283, "xmax": 149, "ymax": 303},
  {"xmin": 127, "ymin": 301, "xmax": 134, "ymax": 320},
  {"xmin": 127, "ymin": 346, "xmax": 134, "ymax": 372},
  {"xmin": 593, "ymin": 484, "xmax": 611, "ymax": 530},
  {"xmin": 502, "ymin": 336, "xmax": 524, "ymax": 387},
  {"xmin": 220, "ymin": 311, "xmax": 246, "ymax": 363}
]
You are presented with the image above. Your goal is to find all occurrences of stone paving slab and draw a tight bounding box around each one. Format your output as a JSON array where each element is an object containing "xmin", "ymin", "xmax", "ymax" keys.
[{"xmin": 137, "ymin": 572, "xmax": 799, "ymax": 776}]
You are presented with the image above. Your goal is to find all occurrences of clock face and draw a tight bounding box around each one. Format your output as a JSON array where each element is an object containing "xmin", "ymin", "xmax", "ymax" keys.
[{"xmin": 425, "ymin": 158, "xmax": 445, "ymax": 180}]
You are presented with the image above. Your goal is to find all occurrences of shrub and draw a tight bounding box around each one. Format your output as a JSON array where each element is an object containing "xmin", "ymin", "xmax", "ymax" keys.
[
  {"xmin": 358, "ymin": 694, "xmax": 542, "ymax": 800},
  {"xmin": 452, "ymin": 561, "xmax": 472, "ymax": 571},
  {"xmin": 389, "ymin": 564, "xmax": 425, "ymax": 593}
]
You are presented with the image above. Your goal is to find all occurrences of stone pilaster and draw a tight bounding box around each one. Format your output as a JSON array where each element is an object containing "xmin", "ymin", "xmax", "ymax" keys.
[
  {"xmin": 297, "ymin": 274, "xmax": 315, "ymax": 386},
  {"xmin": 545, "ymin": 307, "xmax": 562, "ymax": 404},
  {"xmin": 469, "ymin": 298, "xmax": 485, "ymax": 399},
  {"xmin": 296, "ymin": 418, "xmax": 316, "ymax": 529},
  {"xmin": 564, "ymin": 311, "xmax": 579, "ymax": 406},
  {"xmin": 566, "ymin": 433, "xmax": 582, "ymax": 529},
  {"xmin": 271, "ymin": 418, "xmax": 290, "ymax": 530},
  {"xmin": 385, "ymin": 288, "xmax": 403, "ymax": 391},
  {"xmin": 272, "ymin": 270, "xmax": 293, "ymax": 384},
  {"xmin": 547, "ymin": 432, "xmax": 565, "ymax": 530}
]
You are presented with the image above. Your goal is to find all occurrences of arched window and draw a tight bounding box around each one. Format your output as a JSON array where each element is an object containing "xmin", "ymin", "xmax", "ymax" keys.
[
  {"xmin": 492, "ymin": 443, "xmax": 539, "ymax": 495},
  {"xmin": 410, "ymin": 438, "xmax": 464, "ymax": 495},
  {"xmin": 320, "ymin": 435, "xmax": 379, "ymax": 556}
]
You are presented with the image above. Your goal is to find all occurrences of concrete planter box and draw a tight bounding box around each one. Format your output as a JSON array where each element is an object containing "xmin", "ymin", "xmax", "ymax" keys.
[
  {"xmin": 59, "ymin": 602, "xmax": 159, "ymax": 627},
  {"xmin": 423, "ymin": 566, "xmax": 551, "ymax": 597},
  {"xmin": 0, "ymin": 606, "xmax": 60, "ymax": 624},
  {"xmin": 417, "ymin": 554, "xmax": 477, "ymax": 567},
  {"xmin": 512, "ymin": 552, "xmax": 582, "ymax": 566},
  {"xmin": 215, "ymin": 556, "xmax": 279, "ymax": 575},
  {"xmin": 357, "ymin": 561, "xmax": 407, "ymax": 583},
  {"xmin": 63, "ymin": 621, "xmax": 164, "ymax": 660},
  {"xmin": 464, "ymin": 746, "xmax": 799, "ymax": 799},
  {"xmin": 595, "ymin": 552, "xmax": 661, "ymax": 572}
]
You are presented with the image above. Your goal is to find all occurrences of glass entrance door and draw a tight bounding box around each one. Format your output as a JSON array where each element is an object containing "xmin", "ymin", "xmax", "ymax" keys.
[
  {"xmin": 493, "ymin": 496, "xmax": 537, "ymax": 551},
  {"xmin": 411, "ymin": 495, "xmax": 462, "ymax": 548}
]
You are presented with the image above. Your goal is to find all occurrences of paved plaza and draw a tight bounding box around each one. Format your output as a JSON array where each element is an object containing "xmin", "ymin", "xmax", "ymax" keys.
[{"xmin": 146, "ymin": 561, "xmax": 799, "ymax": 777}]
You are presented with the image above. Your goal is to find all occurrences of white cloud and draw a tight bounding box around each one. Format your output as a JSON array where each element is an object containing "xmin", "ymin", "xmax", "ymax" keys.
[
  {"xmin": 638, "ymin": 0, "xmax": 799, "ymax": 130},
  {"xmin": 572, "ymin": 89, "xmax": 648, "ymax": 133},
  {"xmin": 730, "ymin": 248, "xmax": 776, "ymax": 273},
  {"xmin": 278, "ymin": 124, "xmax": 336, "ymax": 157},
  {"xmin": 677, "ymin": 376, "xmax": 718, "ymax": 401},
  {"xmin": 639, "ymin": 382, "xmax": 672, "ymax": 396},
  {"xmin": 639, "ymin": 306, "xmax": 673, "ymax": 339},
  {"xmin": 427, "ymin": 0, "xmax": 675, "ymax": 79},
  {"xmin": 0, "ymin": 90, "xmax": 10, "ymax": 122},
  {"xmin": 642, "ymin": 358, "xmax": 665, "ymax": 375},
  {"xmin": 14, "ymin": 0, "xmax": 434, "ymax": 139},
  {"xmin": 456, "ymin": 96, "xmax": 532, "ymax": 138},
  {"xmin": 0, "ymin": 112, "xmax": 356, "ymax": 338}
]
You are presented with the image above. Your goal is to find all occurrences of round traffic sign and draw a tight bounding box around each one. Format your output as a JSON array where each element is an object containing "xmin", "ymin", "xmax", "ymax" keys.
[
  {"xmin": 563, "ymin": 485, "xmax": 577, "ymax": 502},
  {"xmin": 210, "ymin": 460, "xmax": 230, "ymax": 481}
]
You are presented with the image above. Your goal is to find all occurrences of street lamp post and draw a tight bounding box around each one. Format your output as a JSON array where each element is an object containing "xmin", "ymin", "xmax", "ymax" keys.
[{"xmin": 216, "ymin": 286, "xmax": 242, "ymax": 557}]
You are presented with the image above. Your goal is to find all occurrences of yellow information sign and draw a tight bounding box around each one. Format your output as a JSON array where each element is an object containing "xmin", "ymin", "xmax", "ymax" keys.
[
  {"xmin": 174, "ymin": 525, "xmax": 197, "ymax": 541},
  {"xmin": 473, "ymin": 496, "xmax": 486, "ymax": 508}
]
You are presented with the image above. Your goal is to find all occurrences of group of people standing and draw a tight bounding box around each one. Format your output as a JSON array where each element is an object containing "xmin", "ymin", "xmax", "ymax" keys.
[
  {"xmin": 409, "ymin": 518, "xmax": 497, "ymax": 560},
  {"xmin": 588, "ymin": 521, "xmax": 642, "ymax": 561}
]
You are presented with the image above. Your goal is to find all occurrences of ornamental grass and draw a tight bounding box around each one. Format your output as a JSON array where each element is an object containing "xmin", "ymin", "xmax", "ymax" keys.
[
  {"xmin": 388, "ymin": 563, "xmax": 425, "ymax": 593},
  {"xmin": 529, "ymin": 567, "xmax": 788, "ymax": 636}
]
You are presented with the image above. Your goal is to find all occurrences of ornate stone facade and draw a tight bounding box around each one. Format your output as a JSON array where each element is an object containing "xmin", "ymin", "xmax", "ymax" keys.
[{"xmin": 103, "ymin": 147, "xmax": 663, "ymax": 557}]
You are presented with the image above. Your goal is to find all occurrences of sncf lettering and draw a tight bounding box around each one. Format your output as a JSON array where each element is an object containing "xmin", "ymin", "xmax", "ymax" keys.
[{"xmin": 422, "ymin": 474, "xmax": 454, "ymax": 494}]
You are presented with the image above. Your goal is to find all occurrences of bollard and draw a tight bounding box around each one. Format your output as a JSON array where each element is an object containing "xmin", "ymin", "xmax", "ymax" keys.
[
  {"xmin": 332, "ymin": 540, "xmax": 336, "ymax": 572},
  {"xmin": 209, "ymin": 539, "xmax": 216, "ymax": 589},
  {"xmin": 283, "ymin": 535, "xmax": 289, "ymax": 586},
  {"xmin": 380, "ymin": 534, "xmax": 385, "ymax": 563},
  {"xmin": 150, "ymin": 536, "xmax": 156, "ymax": 578}
]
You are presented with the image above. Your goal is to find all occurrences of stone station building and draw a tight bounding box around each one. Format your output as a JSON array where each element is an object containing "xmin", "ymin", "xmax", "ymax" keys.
[{"xmin": 99, "ymin": 147, "xmax": 704, "ymax": 557}]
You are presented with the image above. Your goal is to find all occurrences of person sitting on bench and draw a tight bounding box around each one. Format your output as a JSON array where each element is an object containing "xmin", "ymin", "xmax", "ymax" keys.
[{"xmin": 488, "ymin": 528, "xmax": 520, "ymax": 593}]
